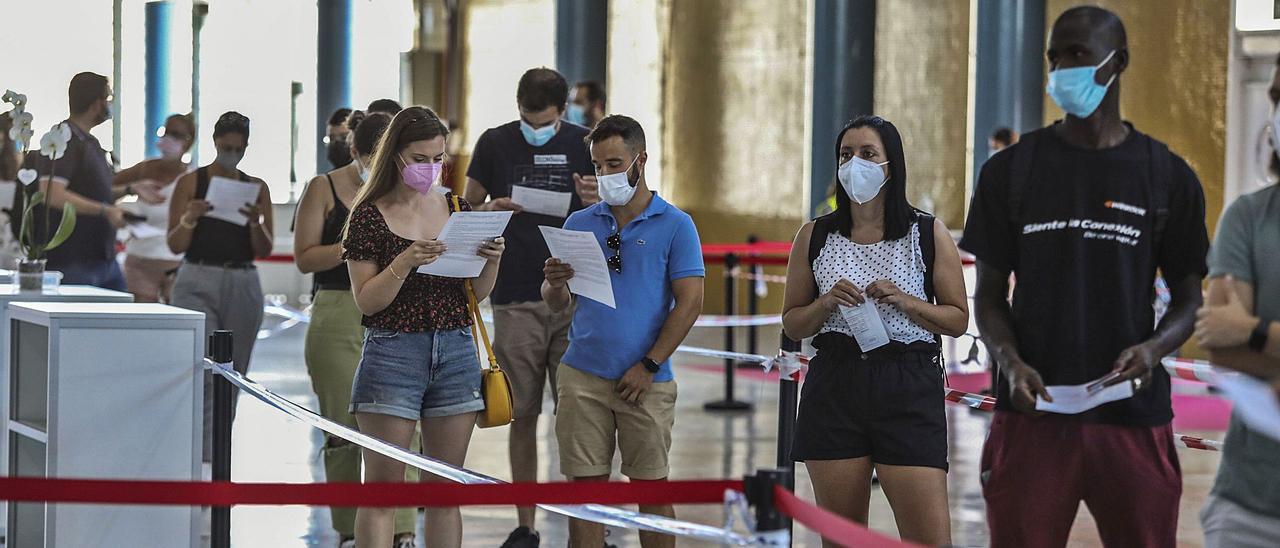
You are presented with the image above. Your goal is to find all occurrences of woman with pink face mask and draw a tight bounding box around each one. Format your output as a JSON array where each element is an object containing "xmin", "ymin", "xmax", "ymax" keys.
[
  {"xmin": 341, "ymin": 106, "xmax": 504, "ymax": 548},
  {"xmin": 114, "ymin": 113, "xmax": 195, "ymax": 302}
]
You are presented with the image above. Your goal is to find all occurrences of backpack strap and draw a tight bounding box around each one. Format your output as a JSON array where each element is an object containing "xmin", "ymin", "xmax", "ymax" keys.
[
  {"xmin": 807, "ymin": 211, "xmax": 839, "ymax": 272},
  {"xmin": 916, "ymin": 211, "xmax": 937, "ymax": 303},
  {"xmin": 1147, "ymin": 136, "xmax": 1172, "ymax": 251}
]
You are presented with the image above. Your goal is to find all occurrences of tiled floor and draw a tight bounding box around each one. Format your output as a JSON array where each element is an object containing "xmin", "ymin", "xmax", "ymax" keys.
[{"xmin": 227, "ymin": 318, "xmax": 1223, "ymax": 547}]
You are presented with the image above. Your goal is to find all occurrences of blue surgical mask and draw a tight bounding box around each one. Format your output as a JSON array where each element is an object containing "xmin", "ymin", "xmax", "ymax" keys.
[
  {"xmin": 1046, "ymin": 49, "xmax": 1117, "ymax": 119},
  {"xmin": 520, "ymin": 119, "xmax": 557, "ymax": 147},
  {"xmin": 565, "ymin": 104, "xmax": 587, "ymax": 126}
]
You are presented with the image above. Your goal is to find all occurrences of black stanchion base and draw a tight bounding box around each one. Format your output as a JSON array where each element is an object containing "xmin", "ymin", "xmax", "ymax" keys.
[{"xmin": 704, "ymin": 399, "xmax": 754, "ymax": 412}]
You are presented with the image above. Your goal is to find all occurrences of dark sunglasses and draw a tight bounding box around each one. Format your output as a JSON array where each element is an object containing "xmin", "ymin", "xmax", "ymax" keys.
[{"xmin": 606, "ymin": 232, "xmax": 622, "ymax": 273}]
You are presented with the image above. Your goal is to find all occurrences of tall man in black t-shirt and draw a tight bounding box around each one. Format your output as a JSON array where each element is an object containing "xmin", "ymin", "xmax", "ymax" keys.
[
  {"xmin": 27, "ymin": 72, "xmax": 129, "ymax": 290},
  {"xmin": 960, "ymin": 7, "xmax": 1208, "ymax": 547},
  {"xmin": 463, "ymin": 67, "xmax": 598, "ymax": 547}
]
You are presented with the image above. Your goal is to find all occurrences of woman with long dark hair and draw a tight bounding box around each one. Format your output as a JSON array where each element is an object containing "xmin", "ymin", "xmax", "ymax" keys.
[
  {"xmin": 342, "ymin": 106, "xmax": 504, "ymax": 548},
  {"xmin": 781, "ymin": 115, "xmax": 969, "ymax": 546}
]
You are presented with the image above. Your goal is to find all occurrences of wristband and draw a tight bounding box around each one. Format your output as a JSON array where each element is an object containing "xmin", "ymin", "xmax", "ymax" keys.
[
  {"xmin": 99, "ymin": 202, "xmax": 111, "ymax": 217},
  {"xmin": 641, "ymin": 357, "xmax": 661, "ymax": 374},
  {"xmin": 1249, "ymin": 318, "xmax": 1271, "ymax": 353}
]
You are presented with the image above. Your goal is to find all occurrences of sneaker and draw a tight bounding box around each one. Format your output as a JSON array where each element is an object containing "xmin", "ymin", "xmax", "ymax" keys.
[
  {"xmin": 393, "ymin": 533, "xmax": 416, "ymax": 548},
  {"xmin": 500, "ymin": 526, "xmax": 540, "ymax": 548},
  {"xmin": 338, "ymin": 539, "xmax": 355, "ymax": 548}
]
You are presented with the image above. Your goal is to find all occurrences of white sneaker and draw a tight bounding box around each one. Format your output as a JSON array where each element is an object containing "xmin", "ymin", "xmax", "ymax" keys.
[
  {"xmin": 338, "ymin": 539, "xmax": 356, "ymax": 548},
  {"xmin": 394, "ymin": 533, "xmax": 417, "ymax": 548}
]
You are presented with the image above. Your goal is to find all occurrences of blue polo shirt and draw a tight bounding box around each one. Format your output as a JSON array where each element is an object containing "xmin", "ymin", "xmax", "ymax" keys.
[{"xmin": 560, "ymin": 193, "xmax": 704, "ymax": 381}]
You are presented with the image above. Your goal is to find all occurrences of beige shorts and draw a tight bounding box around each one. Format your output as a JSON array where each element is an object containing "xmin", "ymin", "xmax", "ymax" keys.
[
  {"xmin": 493, "ymin": 301, "xmax": 573, "ymax": 419},
  {"xmin": 555, "ymin": 363, "xmax": 677, "ymax": 480}
]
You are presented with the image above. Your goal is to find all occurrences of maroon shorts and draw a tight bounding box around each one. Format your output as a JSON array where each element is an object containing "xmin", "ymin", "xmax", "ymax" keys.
[{"xmin": 981, "ymin": 411, "xmax": 1182, "ymax": 548}]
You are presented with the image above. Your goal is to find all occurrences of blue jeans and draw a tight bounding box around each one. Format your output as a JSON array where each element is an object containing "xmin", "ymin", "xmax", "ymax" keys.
[
  {"xmin": 350, "ymin": 327, "xmax": 485, "ymax": 420},
  {"xmin": 54, "ymin": 258, "xmax": 126, "ymax": 291}
]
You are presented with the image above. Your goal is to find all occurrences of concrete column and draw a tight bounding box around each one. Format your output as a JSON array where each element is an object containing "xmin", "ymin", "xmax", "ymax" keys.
[
  {"xmin": 971, "ymin": 0, "xmax": 1044, "ymax": 189},
  {"xmin": 316, "ymin": 0, "xmax": 353, "ymax": 174},
  {"xmin": 556, "ymin": 0, "xmax": 608, "ymax": 86},
  {"xmin": 810, "ymin": 0, "xmax": 875, "ymax": 215},
  {"xmin": 145, "ymin": 1, "xmax": 174, "ymax": 159}
]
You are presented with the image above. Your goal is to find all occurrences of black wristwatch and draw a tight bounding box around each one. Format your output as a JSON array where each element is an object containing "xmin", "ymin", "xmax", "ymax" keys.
[
  {"xmin": 1248, "ymin": 318, "xmax": 1271, "ymax": 353},
  {"xmin": 641, "ymin": 357, "xmax": 661, "ymax": 374}
]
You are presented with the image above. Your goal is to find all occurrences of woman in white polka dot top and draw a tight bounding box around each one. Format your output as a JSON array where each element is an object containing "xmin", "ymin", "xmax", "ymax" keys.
[{"xmin": 780, "ymin": 115, "xmax": 970, "ymax": 547}]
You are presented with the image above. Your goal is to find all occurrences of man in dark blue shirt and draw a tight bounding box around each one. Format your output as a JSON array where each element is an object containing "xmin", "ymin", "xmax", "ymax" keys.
[{"xmin": 27, "ymin": 72, "xmax": 127, "ymax": 289}]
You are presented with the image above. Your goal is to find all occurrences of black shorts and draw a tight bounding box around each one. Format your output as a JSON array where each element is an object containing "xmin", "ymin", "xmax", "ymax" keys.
[{"xmin": 791, "ymin": 333, "xmax": 949, "ymax": 471}]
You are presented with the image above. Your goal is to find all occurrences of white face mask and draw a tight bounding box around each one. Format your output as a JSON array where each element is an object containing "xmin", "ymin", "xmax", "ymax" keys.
[
  {"xmin": 598, "ymin": 154, "xmax": 641, "ymax": 206},
  {"xmin": 354, "ymin": 157, "xmax": 370, "ymax": 183},
  {"xmin": 838, "ymin": 156, "xmax": 889, "ymax": 204}
]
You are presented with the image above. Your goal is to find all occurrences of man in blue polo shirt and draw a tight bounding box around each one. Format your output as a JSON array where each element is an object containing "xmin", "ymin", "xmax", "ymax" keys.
[{"xmin": 542, "ymin": 114, "xmax": 704, "ymax": 548}]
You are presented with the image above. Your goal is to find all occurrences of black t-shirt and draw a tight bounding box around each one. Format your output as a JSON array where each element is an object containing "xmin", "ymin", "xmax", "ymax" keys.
[
  {"xmin": 467, "ymin": 121, "xmax": 593, "ymax": 305},
  {"xmin": 25, "ymin": 121, "xmax": 116, "ymax": 266},
  {"xmin": 959, "ymin": 124, "xmax": 1208, "ymax": 426}
]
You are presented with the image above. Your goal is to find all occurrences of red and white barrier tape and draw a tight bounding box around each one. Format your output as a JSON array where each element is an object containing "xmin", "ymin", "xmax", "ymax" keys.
[
  {"xmin": 728, "ymin": 267, "xmax": 789, "ymax": 285},
  {"xmin": 1161, "ymin": 357, "xmax": 1222, "ymax": 384},
  {"xmin": 773, "ymin": 486, "xmax": 920, "ymax": 547}
]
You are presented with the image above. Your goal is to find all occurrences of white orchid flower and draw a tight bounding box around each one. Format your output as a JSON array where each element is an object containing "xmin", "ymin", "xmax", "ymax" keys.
[
  {"xmin": 16, "ymin": 169, "xmax": 37, "ymax": 186},
  {"xmin": 39, "ymin": 125, "xmax": 69, "ymax": 160},
  {"xmin": 55, "ymin": 122, "xmax": 70, "ymax": 141}
]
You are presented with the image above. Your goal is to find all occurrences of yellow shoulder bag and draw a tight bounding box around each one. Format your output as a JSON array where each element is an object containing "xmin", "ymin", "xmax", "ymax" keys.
[{"xmin": 449, "ymin": 193, "xmax": 513, "ymax": 428}]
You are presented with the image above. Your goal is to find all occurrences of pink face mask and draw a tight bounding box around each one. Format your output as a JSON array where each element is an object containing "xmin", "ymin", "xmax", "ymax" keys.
[{"xmin": 399, "ymin": 155, "xmax": 441, "ymax": 194}]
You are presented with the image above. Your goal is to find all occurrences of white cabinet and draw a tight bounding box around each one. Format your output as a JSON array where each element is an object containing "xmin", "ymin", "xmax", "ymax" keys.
[
  {"xmin": 7, "ymin": 302, "xmax": 204, "ymax": 548},
  {"xmin": 0, "ymin": 284, "xmax": 133, "ymax": 541}
]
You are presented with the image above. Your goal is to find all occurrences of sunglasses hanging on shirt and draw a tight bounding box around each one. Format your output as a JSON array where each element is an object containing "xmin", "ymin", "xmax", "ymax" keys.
[{"xmin": 606, "ymin": 232, "xmax": 622, "ymax": 273}]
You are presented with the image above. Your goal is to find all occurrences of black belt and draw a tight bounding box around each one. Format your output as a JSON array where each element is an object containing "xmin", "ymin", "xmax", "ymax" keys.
[{"xmin": 185, "ymin": 258, "xmax": 256, "ymax": 270}]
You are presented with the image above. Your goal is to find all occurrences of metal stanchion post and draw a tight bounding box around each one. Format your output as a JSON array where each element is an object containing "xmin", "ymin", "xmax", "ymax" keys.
[
  {"xmin": 776, "ymin": 333, "xmax": 800, "ymax": 487},
  {"xmin": 210, "ymin": 330, "xmax": 234, "ymax": 548},
  {"xmin": 745, "ymin": 469, "xmax": 792, "ymax": 546},
  {"xmin": 705, "ymin": 253, "xmax": 752, "ymax": 411},
  {"xmin": 737, "ymin": 235, "xmax": 762, "ymax": 369}
]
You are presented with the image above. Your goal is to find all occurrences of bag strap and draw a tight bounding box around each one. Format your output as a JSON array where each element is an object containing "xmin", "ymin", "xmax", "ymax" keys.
[
  {"xmin": 1147, "ymin": 136, "xmax": 1172, "ymax": 251},
  {"xmin": 916, "ymin": 211, "xmax": 937, "ymax": 303},
  {"xmin": 807, "ymin": 211, "xmax": 838, "ymax": 271},
  {"xmin": 450, "ymin": 192, "xmax": 500, "ymax": 372}
]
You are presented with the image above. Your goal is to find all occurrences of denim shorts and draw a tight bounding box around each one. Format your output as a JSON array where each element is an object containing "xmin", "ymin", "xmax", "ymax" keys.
[{"xmin": 350, "ymin": 327, "xmax": 485, "ymax": 419}]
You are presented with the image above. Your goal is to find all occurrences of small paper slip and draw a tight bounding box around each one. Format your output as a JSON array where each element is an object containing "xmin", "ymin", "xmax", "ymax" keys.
[
  {"xmin": 203, "ymin": 176, "xmax": 261, "ymax": 226},
  {"xmin": 0, "ymin": 181, "xmax": 16, "ymax": 210},
  {"xmin": 126, "ymin": 223, "xmax": 166, "ymax": 239},
  {"xmin": 539, "ymin": 226, "xmax": 616, "ymax": 308},
  {"xmin": 511, "ymin": 185, "xmax": 572, "ymax": 218},
  {"xmin": 840, "ymin": 302, "xmax": 890, "ymax": 352},
  {"xmin": 417, "ymin": 211, "xmax": 514, "ymax": 278},
  {"xmin": 1217, "ymin": 372, "xmax": 1280, "ymax": 442},
  {"xmin": 1036, "ymin": 375, "xmax": 1134, "ymax": 414}
]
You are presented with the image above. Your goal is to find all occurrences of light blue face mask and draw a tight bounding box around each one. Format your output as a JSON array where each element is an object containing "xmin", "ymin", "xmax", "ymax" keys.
[
  {"xmin": 565, "ymin": 104, "xmax": 587, "ymax": 126},
  {"xmin": 1046, "ymin": 49, "xmax": 1117, "ymax": 119},
  {"xmin": 520, "ymin": 119, "xmax": 558, "ymax": 147}
]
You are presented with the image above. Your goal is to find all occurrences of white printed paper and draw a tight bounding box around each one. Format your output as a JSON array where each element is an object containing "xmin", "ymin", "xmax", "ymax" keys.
[
  {"xmin": 203, "ymin": 177, "xmax": 261, "ymax": 226},
  {"xmin": 1036, "ymin": 376, "xmax": 1134, "ymax": 414},
  {"xmin": 417, "ymin": 211, "xmax": 513, "ymax": 278},
  {"xmin": 840, "ymin": 302, "xmax": 889, "ymax": 352},
  {"xmin": 539, "ymin": 226, "xmax": 616, "ymax": 308},
  {"xmin": 1217, "ymin": 372, "xmax": 1280, "ymax": 442},
  {"xmin": 0, "ymin": 181, "xmax": 16, "ymax": 211},
  {"xmin": 511, "ymin": 186, "xmax": 572, "ymax": 218}
]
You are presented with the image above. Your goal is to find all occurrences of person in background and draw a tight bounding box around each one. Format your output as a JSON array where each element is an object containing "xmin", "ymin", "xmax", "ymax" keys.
[
  {"xmin": 566, "ymin": 80, "xmax": 606, "ymax": 129},
  {"xmin": 343, "ymin": 106, "xmax": 504, "ymax": 548},
  {"xmin": 989, "ymin": 127, "xmax": 1018, "ymax": 155},
  {"xmin": 782, "ymin": 115, "xmax": 968, "ymax": 547},
  {"xmin": 961, "ymin": 7, "xmax": 1207, "ymax": 547},
  {"xmin": 367, "ymin": 98, "xmax": 403, "ymax": 116},
  {"xmin": 1192, "ymin": 53, "xmax": 1280, "ymax": 548},
  {"xmin": 542, "ymin": 114, "xmax": 704, "ymax": 548},
  {"xmin": 114, "ymin": 113, "xmax": 194, "ymax": 302},
  {"xmin": 294, "ymin": 111, "xmax": 419, "ymax": 548},
  {"xmin": 168, "ymin": 111, "xmax": 274, "ymax": 461},
  {"xmin": 27, "ymin": 71, "xmax": 128, "ymax": 289},
  {"xmin": 464, "ymin": 67, "xmax": 597, "ymax": 548},
  {"xmin": 325, "ymin": 107, "xmax": 354, "ymax": 171},
  {"xmin": 0, "ymin": 113, "xmax": 23, "ymax": 268}
]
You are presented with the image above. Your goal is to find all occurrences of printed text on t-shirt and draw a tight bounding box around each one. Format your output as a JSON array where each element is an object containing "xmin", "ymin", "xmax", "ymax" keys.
[{"xmin": 1022, "ymin": 218, "xmax": 1143, "ymax": 246}]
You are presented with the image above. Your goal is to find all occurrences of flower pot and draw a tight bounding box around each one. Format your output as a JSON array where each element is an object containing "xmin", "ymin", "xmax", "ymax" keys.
[{"xmin": 18, "ymin": 258, "xmax": 46, "ymax": 292}]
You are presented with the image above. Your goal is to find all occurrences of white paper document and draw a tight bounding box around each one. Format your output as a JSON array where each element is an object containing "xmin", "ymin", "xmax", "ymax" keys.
[
  {"xmin": 203, "ymin": 177, "xmax": 261, "ymax": 226},
  {"xmin": 539, "ymin": 226, "xmax": 616, "ymax": 308},
  {"xmin": 511, "ymin": 185, "xmax": 572, "ymax": 218},
  {"xmin": 840, "ymin": 302, "xmax": 890, "ymax": 352},
  {"xmin": 1036, "ymin": 376, "xmax": 1134, "ymax": 414},
  {"xmin": 1217, "ymin": 372, "xmax": 1280, "ymax": 442},
  {"xmin": 417, "ymin": 211, "xmax": 514, "ymax": 278}
]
